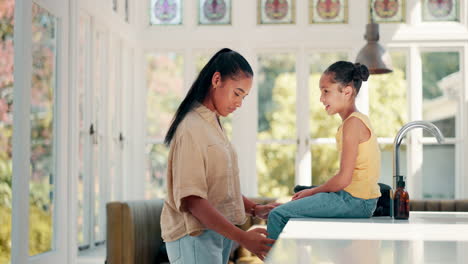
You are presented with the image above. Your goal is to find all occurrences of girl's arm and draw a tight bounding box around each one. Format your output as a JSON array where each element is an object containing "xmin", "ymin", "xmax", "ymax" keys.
[
  {"xmin": 292, "ymin": 117, "xmax": 364, "ymax": 200},
  {"xmin": 183, "ymin": 195, "xmax": 275, "ymax": 260}
]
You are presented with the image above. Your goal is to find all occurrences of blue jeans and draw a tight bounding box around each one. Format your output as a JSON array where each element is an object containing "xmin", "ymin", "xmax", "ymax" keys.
[
  {"xmin": 267, "ymin": 190, "xmax": 378, "ymax": 240},
  {"xmin": 165, "ymin": 229, "xmax": 233, "ymax": 264}
]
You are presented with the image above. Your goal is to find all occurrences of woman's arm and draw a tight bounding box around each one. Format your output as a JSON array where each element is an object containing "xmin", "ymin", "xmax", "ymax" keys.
[
  {"xmin": 292, "ymin": 117, "xmax": 364, "ymax": 200},
  {"xmin": 242, "ymin": 196, "xmax": 281, "ymax": 219},
  {"xmin": 183, "ymin": 195, "xmax": 275, "ymax": 260}
]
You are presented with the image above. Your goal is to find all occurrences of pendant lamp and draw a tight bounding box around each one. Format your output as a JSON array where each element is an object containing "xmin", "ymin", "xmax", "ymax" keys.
[{"xmin": 356, "ymin": 12, "xmax": 393, "ymax": 74}]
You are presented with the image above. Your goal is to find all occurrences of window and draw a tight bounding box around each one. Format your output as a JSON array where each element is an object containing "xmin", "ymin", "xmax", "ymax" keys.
[
  {"xmin": 421, "ymin": 51, "xmax": 460, "ymax": 199},
  {"xmin": 107, "ymin": 35, "xmax": 123, "ymax": 203},
  {"xmin": 77, "ymin": 12, "xmax": 91, "ymax": 248},
  {"xmin": 145, "ymin": 52, "xmax": 184, "ymax": 199},
  {"xmin": 11, "ymin": 1, "xmax": 70, "ymax": 261},
  {"xmin": 257, "ymin": 53, "xmax": 297, "ymax": 197},
  {"xmin": 76, "ymin": 17, "xmax": 111, "ymax": 249},
  {"xmin": 0, "ymin": 0, "xmax": 14, "ymax": 261},
  {"xmin": 140, "ymin": 1, "xmax": 468, "ymax": 205},
  {"xmin": 91, "ymin": 26, "xmax": 108, "ymax": 245},
  {"xmin": 29, "ymin": 3, "xmax": 57, "ymax": 255}
]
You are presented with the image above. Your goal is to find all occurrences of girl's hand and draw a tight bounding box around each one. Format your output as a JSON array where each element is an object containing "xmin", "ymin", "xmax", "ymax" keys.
[
  {"xmin": 291, "ymin": 189, "xmax": 316, "ymax": 201},
  {"xmin": 239, "ymin": 227, "xmax": 275, "ymax": 261},
  {"xmin": 255, "ymin": 203, "xmax": 282, "ymax": 219}
]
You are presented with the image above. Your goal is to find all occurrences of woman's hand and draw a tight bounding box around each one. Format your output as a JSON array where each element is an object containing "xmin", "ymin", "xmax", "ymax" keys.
[
  {"xmin": 239, "ymin": 228, "xmax": 275, "ymax": 261},
  {"xmin": 184, "ymin": 196, "xmax": 276, "ymax": 260},
  {"xmin": 255, "ymin": 202, "xmax": 282, "ymax": 219},
  {"xmin": 291, "ymin": 188, "xmax": 316, "ymax": 201}
]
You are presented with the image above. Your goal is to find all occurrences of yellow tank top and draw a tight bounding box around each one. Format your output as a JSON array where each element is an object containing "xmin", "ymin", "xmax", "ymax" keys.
[{"xmin": 336, "ymin": 112, "xmax": 381, "ymax": 199}]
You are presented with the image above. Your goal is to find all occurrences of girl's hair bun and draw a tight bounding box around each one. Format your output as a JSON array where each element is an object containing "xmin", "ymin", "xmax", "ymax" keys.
[{"xmin": 353, "ymin": 63, "xmax": 370, "ymax": 82}]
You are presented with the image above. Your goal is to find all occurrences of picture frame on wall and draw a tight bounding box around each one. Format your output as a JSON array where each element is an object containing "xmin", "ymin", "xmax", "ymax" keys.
[
  {"xmin": 150, "ymin": 0, "xmax": 183, "ymax": 25},
  {"xmin": 125, "ymin": 0, "xmax": 130, "ymax": 22},
  {"xmin": 258, "ymin": 0, "xmax": 296, "ymax": 25},
  {"xmin": 310, "ymin": 0, "xmax": 348, "ymax": 24},
  {"xmin": 369, "ymin": 0, "xmax": 406, "ymax": 23},
  {"xmin": 422, "ymin": 0, "xmax": 459, "ymax": 22},
  {"xmin": 113, "ymin": 0, "xmax": 118, "ymax": 12},
  {"xmin": 199, "ymin": 0, "xmax": 232, "ymax": 25}
]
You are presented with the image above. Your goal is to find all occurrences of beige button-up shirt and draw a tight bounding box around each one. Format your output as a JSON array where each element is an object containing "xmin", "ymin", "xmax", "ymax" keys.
[{"xmin": 161, "ymin": 104, "xmax": 246, "ymax": 242}]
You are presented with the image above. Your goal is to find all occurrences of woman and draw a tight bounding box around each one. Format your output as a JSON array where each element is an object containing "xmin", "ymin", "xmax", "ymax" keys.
[{"xmin": 161, "ymin": 48, "xmax": 279, "ymax": 264}]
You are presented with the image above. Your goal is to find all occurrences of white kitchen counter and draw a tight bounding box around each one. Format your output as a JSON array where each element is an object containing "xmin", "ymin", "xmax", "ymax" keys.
[{"xmin": 265, "ymin": 212, "xmax": 468, "ymax": 264}]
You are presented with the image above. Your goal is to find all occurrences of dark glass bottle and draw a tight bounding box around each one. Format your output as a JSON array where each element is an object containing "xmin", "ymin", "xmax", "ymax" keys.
[{"xmin": 393, "ymin": 176, "xmax": 409, "ymax": 220}]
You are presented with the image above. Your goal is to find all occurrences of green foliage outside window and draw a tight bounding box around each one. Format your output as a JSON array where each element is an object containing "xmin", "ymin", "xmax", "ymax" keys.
[
  {"xmin": 257, "ymin": 54, "xmax": 296, "ymax": 136},
  {"xmin": 0, "ymin": 0, "xmax": 14, "ymax": 262},
  {"xmin": 28, "ymin": 3, "xmax": 56, "ymax": 255},
  {"xmin": 421, "ymin": 52, "xmax": 459, "ymax": 100},
  {"xmin": 146, "ymin": 53, "xmax": 184, "ymax": 140},
  {"xmin": 28, "ymin": 205, "xmax": 52, "ymax": 256},
  {"xmin": 257, "ymin": 54, "xmax": 296, "ymax": 198},
  {"xmin": 370, "ymin": 52, "xmax": 407, "ymax": 140}
]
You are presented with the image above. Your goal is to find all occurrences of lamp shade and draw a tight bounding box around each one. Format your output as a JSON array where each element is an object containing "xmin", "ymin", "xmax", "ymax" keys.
[{"xmin": 356, "ymin": 23, "xmax": 393, "ymax": 74}]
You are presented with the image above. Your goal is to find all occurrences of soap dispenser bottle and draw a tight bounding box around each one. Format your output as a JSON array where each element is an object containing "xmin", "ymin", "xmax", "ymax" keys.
[{"xmin": 393, "ymin": 176, "xmax": 410, "ymax": 220}]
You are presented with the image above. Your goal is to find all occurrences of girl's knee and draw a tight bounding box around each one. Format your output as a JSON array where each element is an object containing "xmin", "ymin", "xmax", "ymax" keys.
[
  {"xmin": 268, "ymin": 206, "xmax": 292, "ymax": 225},
  {"xmin": 267, "ymin": 207, "xmax": 280, "ymax": 221},
  {"xmin": 268, "ymin": 206, "xmax": 289, "ymax": 225}
]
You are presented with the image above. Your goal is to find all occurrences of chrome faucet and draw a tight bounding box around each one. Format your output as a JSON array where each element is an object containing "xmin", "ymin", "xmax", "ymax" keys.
[{"xmin": 393, "ymin": 121, "xmax": 445, "ymax": 189}]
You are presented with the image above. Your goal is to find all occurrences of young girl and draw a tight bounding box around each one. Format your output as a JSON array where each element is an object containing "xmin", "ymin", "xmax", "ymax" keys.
[
  {"xmin": 267, "ymin": 61, "xmax": 381, "ymax": 240},
  {"xmin": 161, "ymin": 48, "xmax": 279, "ymax": 264}
]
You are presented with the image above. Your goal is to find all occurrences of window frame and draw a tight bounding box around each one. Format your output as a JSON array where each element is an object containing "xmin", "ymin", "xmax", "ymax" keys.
[
  {"xmin": 136, "ymin": 1, "xmax": 468, "ymax": 202},
  {"xmin": 143, "ymin": 50, "xmax": 186, "ymax": 199},
  {"xmin": 12, "ymin": 0, "xmax": 70, "ymax": 263}
]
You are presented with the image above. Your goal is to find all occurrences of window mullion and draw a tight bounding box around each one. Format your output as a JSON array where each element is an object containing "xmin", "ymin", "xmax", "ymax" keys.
[
  {"xmin": 11, "ymin": 0, "xmax": 33, "ymax": 263},
  {"xmin": 296, "ymin": 48, "xmax": 311, "ymax": 187},
  {"xmin": 98, "ymin": 28, "xmax": 109, "ymax": 244},
  {"xmin": 407, "ymin": 46, "xmax": 424, "ymax": 199},
  {"xmin": 458, "ymin": 44, "xmax": 468, "ymax": 198}
]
